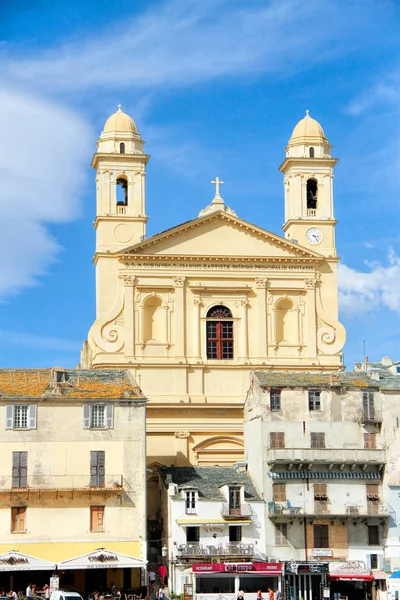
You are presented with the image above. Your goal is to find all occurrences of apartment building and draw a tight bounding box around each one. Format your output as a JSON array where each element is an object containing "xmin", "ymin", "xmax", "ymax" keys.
[
  {"xmin": 158, "ymin": 466, "xmax": 274, "ymax": 599},
  {"xmin": 244, "ymin": 370, "xmax": 390, "ymax": 600},
  {"xmin": 0, "ymin": 368, "xmax": 147, "ymax": 594}
]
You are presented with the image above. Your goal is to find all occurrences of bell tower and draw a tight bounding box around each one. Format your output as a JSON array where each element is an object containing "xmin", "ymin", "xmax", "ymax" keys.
[
  {"xmin": 279, "ymin": 111, "xmax": 338, "ymax": 258},
  {"xmin": 92, "ymin": 105, "xmax": 149, "ymax": 255}
]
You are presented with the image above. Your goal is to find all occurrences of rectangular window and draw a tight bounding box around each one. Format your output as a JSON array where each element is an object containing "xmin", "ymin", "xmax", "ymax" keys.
[
  {"xmin": 309, "ymin": 390, "xmax": 321, "ymax": 411},
  {"xmin": 6, "ymin": 405, "xmax": 37, "ymax": 430},
  {"xmin": 364, "ymin": 433, "xmax": 376, "ymax": 449},
  {"xmin": 370, "ymin": 554, "xmax": 379, "ymax": 569},
  {"xmin": 185, "ymin": 491, "xmax": 196, "ymax": 514},
  {"xmin": 362, "ymin": 391, "xmax": 376, "ymax": 420},
  {"xmin": 186, "ymin": 526, "xmax": 199, "ymax": 542},
  {"xmin": 368, "ymin": 525, "xmax": 379, "ymax": 545},
  {"xmin": 229, "ymin": 525, "xmax": 242, "ymax": 542},
  {"xmin": 366, "ymin": 484, "xmax": 380, "ymax": 499},
  {"xmin": 270, "ymin": 432, "xmax": 285, "ymax": 449},
  {"xmin": 273, "ymin": 484, "xmax": 286, "ymax": 502},
  {"xmin": 206, "ymin": 321, "xmax": 234, "ymax": 360},
  {"xmin": 311, "ymin": 432, "xmax": 325, "ymax": 448},
  {"xmin": 275, "ymin": 523, "xmax": 289, "ymax": 546},
  {"xmin": 270, "ymin": 390, "xmax": 281, "ymax": 411},
  {"xmin": 229, "ymin": 486, "xmax": 241, "ymax": 516},
  {"xmin": 83, "ymin": 405, "xmax": 113, "ymax": 429},
  {"xmin": 12, "ymin": 452, "xmax": 27, "ymax": 488},
  {"xmin": 313, "ymin": 524, "xmax": 329, "ymax": 548},
  {"xmin": 11, "ymin": 507, "xmax": 26, "ymax": 532},
  {"xmin": 314, "ymin": 484, "xmax": 328, "ymax": 498},
  {"xmin": 90, "ymin": 506, "xmax": 104, "ymax": 531},
  {"xmin": 90, "ymin": 451, "xmax": 105, "ymax": 487}
]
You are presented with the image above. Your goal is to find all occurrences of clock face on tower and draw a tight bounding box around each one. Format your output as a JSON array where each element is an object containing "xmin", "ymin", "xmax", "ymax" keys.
[{"xmin": 306, "ymin": 227, "xmax": 323, "ymax": 245}]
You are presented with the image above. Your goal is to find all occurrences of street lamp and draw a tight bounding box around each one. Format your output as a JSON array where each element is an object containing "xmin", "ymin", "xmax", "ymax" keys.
[{"xmin": 162, "ymin": 545, "xmax": 168, "ymax": 561}]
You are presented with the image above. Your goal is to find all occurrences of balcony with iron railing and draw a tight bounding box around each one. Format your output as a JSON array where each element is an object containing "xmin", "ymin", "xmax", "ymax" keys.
[
  {"xmin": 221, "ymin": 503, "xmax": 252, "ymax": 519},
  {"xmin": 177, "ymin": 542, "xmax": 255, "ymax": 559},
  {"xmin": 268, "ymin": 500, "xmax": 395, "ymax": 520},
  {"xmin": 266, "ymin": 447, "xmax": 386, "ymax": 465},
  {"xmin": 0, "ymin": 474, "xmax": 125, "ymax": 493}
]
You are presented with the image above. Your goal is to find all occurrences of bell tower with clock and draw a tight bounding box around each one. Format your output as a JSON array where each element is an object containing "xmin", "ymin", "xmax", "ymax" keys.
[{"xmin": 279, "ymin": 110, "xmax": 338, "ymax": 258}]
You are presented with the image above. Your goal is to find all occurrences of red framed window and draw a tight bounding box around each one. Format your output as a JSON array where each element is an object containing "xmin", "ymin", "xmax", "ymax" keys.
[{"xmin": 206, "ymin": 306, "xmax": 234, "ymax": 359}]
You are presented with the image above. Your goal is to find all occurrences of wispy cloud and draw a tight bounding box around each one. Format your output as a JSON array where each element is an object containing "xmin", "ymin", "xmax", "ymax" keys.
[
  {"xmin": 339, "ymin": 249, "xmax": 400, "ymax": 316},
  {"xmin": 0, "ymin": 87, "xmax": 93, "ymax": 298}
]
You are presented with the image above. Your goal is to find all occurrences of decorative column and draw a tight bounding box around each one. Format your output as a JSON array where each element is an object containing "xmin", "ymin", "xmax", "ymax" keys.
[
  {"xmin": 255, "ymin": 278, "xmax": 268, "ymax": 359},
  {"xmin": 304, "ymin": 278, "xmax": 317, "ymax": 357},
  {"xmin": 193, "ymin": 296, "xmax": 202, "ymax": 359},
  {"xmin": 122, "ymin": 275, "xmax": 136, "ymax": 357},
  {"xmin": 173, "ymin": 277, "xmax": 185, "ymax": 358},
  {"xmin": 239, "ymin": 297, "xmax": 249, "ymax": 360}
]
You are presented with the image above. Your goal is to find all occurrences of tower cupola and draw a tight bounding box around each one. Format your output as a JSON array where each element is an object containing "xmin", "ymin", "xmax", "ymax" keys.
[{"xmin": 286, "ymin": 110, "xmax": 331, "ymax": 159}]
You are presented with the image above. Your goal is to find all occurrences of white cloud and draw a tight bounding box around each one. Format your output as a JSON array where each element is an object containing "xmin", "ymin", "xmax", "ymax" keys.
[
  {"xmin": 3, "ymin": 0, "xmax": 379, "ymax": 93},
  {"xmin": 0, "ymin": 87, "xmax": 92, "ymax": 298},
  {"xmin": 339, "ymin": 249, "xmax": 400, "ymax": 316}
]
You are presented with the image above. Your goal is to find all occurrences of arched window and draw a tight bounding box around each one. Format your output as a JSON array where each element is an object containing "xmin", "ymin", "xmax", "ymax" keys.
[
  {"xmin": 120, "ymin": 142, "xmax": 125, "ymax": 154},
  {"xmin": 275, "ymin": 298, "xmax": 298, "ymax": 345},
  {"xmin": 309, "ymin": 147, "xmax": 315, "ymax": 158},
  {"xmin": 116, "ymin": 177, "xmax": 128, "ymax": 206},
  {"xmin": 206, "ymin": 305, "xmax": 234, "ymax": 359},
  {"xmin": 306, "ymin": 178, "xmax": 317, "ymax": 210}
]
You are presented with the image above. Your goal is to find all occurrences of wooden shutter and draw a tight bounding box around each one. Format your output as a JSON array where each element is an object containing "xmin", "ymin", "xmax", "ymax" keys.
[
  {"xmin": 12, "ymin": 452, "xmax": 27, "ymax": 488},
  {"xmin": 5, "ymin": 406, "xmax": 13, "ymax": 430},
  {"xmin": 366, "ymin": 484, "xmax": 380, "ymax": 499},
  {"xmin": 83, "ymin": 405, "xmax": 91, "ymax": 429},
  {"xmin": 273, "ymin": 484, "xmax": 286, "ymax": 502},
  {"xmin": 270, "ymin": 432, "xmax": 285, "ymax": 448},
  {"xmin": 105, "ymin": 404, "xmax": 113, "ymax": 429},
  {"xmin": 314, "ymin": 484, "xmax": 328, "ymax": 498},
  {"xmin": 364, "ymin": 433, "xmax": 376, "ymax": 449},
  {"xmin": 90, "ymin": 451, "xmax": 105, "ymax": 487},
  {"xmin": 28, "ymin": 405, "xmax": 37, "ymax": 429}
]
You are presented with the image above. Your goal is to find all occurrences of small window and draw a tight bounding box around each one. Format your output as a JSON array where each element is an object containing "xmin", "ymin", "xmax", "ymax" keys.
[
  {"xmin": 309, "ymin": 147, "xmax": 315, "ymax": 158},
  {"xmin": 90, "ymin": 506, "xmax": 104, "ymax": 531},
  {"xmin": 90, "ymin": 451, "xmax": 105, "ymax": 487},
  {"xmin": 309, "ymin": 390, "xmax": 321, "ymax": 411},
  {"xmin": 275, "ymin": 523, "xmax": 289, "ymax": 546},
  {"xmin": 83, "ymin": 405, "xmax": 113, "ymax": 429},
  {"xmin": 12, "ymin": 452, "xmax": 27, "ymax": 488},
  {"xmin": 119, "ymin": 142, "xmax": 125, "ymax": 154},
  {"xmin": 6, "ymin": 405, "xmax": 37, "ymax": 430},
  {"xmin": 185, "ymin": 491, "xmax": 196, "ymax": 514},
  {"xmin": 11, "ymin": 507, "xmax": 26, "ymax": 532},
  {"xmin": 270, "ymin": 432, "xmax": 285, "ymax": 449},
  {"xmin": 273, "ymin": 484, "xmax": 286, "ymax": 502},
  {"xmin": 270, "ymin": 390, "xmax": 281, "ymax": 411},
  {"xmin": 364, "ymin": 433, "xmax": 376, "ymax": 449},
  {"xmin": 311, "ymin": 432, "xmax": 325, "ymax": 448},
  {"xmin": 370, "ymin": 553, "xmax": 379, "ymax": 569},
  {"xmin": 368, "ymin": 525, "xmax": 379, "ymax": 546},
  {"xmin": 228, "ymin": 486, "xmax": 241, "ymax": 516},
  {"xmin": 229, "ymin": 525, "xmax": 242, "ymax": 542},
  {"xmin": 186, "ymin": 526, "xmax": 199, "ymax": 542},
  {"xmin": 313, "ymin": 524, "xmax": 329, "ymax": 548}
]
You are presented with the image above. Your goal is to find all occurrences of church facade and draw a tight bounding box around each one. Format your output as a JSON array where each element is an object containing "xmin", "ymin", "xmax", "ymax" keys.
[{"xmin": 83, "ymin": 107, "xmax": 346, "ymax": 469}]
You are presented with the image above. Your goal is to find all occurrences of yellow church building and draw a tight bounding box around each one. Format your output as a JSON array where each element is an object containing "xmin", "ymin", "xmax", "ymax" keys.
[{"xmin": 83, "ymin": 107, "xmax": 346, "ymax": 471}]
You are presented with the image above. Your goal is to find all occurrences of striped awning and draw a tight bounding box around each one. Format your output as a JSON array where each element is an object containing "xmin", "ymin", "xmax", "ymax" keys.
[
  {"xmin": 269, "ymin": 471, "xmax": 382, "ymax": 480},
  {"xmin": 176, "ymin": 518, "xmax": 252, "ymax": 526}
]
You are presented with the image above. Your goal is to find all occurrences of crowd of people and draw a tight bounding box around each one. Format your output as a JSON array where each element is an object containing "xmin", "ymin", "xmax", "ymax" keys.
[{"xmin": 0, "ymin": 584, "xmax": 50, "ymax": 599}]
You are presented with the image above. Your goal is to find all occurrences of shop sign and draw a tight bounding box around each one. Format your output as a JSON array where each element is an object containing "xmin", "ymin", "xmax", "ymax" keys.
[
  {"xmin": 312, "ymin": 549, "xmax": 333, "ymax": 558},
  {"xmin": 285, "ymin": 561, "xmax": 329, "ymax": 575},
  {"xmin": 192, "ymin": 564, "xmax": 225, "ymax": 573},
  {"xmin": 50, "ymin": 577, "xmax": 59, "ymax": 593},
  {"xmin": 329, "ymin": 561, "xmax": 369, "ymax": 576},
  {"xmin": 193, "ymin": 563, "xmax": 282, "ymax": 574}
]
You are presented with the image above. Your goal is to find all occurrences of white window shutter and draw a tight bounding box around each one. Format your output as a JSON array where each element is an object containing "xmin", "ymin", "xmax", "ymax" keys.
[
  {"xmin": 366, "ymin": 554, "xmax": 371, "ymax": 569},
  {"xmin": 5, "ymin": 406, "xmax": 13, "ymax": 429},
  {"xmin": 83, "ymin": 405, "xmax": 91, "ymax": 429},
  {"xmin": 106, "ymin": 404, "xmax": 113, "ymax": 429},
  {"xmin": 379, "ymin": 554, "xmax": 384, "ymax": 570},
  {"xmin": 28, "ymin": 405, "xmax": 37, "ymax": 429}
]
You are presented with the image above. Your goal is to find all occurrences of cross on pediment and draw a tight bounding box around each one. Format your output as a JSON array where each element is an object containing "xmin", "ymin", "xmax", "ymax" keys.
[{"xmin": 211, "ymin": 177, "xmax": 224, "ymax": 199}]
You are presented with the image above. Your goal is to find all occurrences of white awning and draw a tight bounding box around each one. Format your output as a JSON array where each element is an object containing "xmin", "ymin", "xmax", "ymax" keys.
[
  {"xmin": 0, "ymin": 550, "xmax": 55, "ymax": 572},
  {"xmin": 57, "ymin": 548, "xmax": 146, "ymax": 570}
]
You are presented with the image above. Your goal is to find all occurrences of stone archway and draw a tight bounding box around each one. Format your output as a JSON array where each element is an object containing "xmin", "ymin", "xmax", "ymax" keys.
[{"xmin": 192, "ymin": 436, "xmax": 244, "ymax": 466}]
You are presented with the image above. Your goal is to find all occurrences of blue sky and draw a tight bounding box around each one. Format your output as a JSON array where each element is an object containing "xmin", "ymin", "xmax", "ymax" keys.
[{"xmin": 1, "ymin": 0, "xmax": 400, "ymax": 369}]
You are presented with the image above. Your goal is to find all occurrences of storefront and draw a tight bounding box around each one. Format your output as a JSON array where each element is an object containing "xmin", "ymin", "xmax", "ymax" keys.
[
  {"xmin": 193, "ymin": 562, "xmax": 283, "ymax": 600},
  {"xmin": 57, "ymin": 547, "xmax": 147, "ymax": 595},
  {"xmin": 0, "ymin": 550, "xmax": 56, "ymax": 592},
  {"xmin": 329, "ymin": 561, "xmax": 373, "ymax": 600},
  {"xmin": 284, "ymin": 561, "xmax": 329, "ymax": 600}
]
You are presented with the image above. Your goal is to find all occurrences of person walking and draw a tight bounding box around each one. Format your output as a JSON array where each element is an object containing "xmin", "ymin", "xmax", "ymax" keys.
[
  {"xmin": 158, "ymin": 565, "xmax": 167, "ymax": 587},
  {"xmin": 148, "ymin": 566, "xmax": 156, "ymax": 592},
  {"xmin": 26, "ymin": 585, "xmax": 32, "ymax": 598}
]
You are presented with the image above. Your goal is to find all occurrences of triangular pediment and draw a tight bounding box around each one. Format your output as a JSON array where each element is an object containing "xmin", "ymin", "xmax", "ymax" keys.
[{"xmin": 120, "ymin": 211, "xmax": 322, "ymax": 260}]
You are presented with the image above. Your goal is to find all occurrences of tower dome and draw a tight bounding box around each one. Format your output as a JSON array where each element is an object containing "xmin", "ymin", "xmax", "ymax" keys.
[
  {"xmin": 290, "ymin": 110, "xmax": 325, "ymax": 140},
  {"xmin": 103, "ymin": 105, "xmax": 137, "ymax": 134}
]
